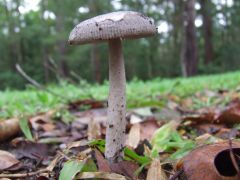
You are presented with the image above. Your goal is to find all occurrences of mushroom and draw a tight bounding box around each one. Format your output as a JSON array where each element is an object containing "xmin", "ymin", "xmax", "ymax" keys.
[{"xmin": 69, "ymin": 11, "xmax": 156, "ymax": 163}]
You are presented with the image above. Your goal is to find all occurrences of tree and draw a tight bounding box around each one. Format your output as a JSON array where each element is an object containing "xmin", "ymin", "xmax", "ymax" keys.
[
  {"xmin": 181, "ymin": 0, "xmax": 198, "ymax": 76},
  {"xmin": 200, "ymin": 0, "xmax": 214, "ymax": 64}
]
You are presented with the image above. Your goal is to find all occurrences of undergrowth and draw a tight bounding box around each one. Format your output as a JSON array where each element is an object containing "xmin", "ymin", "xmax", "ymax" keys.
[{"xmin": 0, "ymin": 71, "xmax": 240, "ymax": 119}]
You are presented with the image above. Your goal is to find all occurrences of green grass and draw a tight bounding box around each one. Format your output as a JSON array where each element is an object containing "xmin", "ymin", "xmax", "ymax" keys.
[{"xmin": 1, "ymin": 71, "xmax": 240, "ymax": 119}]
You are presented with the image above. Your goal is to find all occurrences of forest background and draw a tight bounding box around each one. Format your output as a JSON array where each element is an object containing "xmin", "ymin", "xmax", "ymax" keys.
[{"xmin": 0, "ymin": 0, "xmax": 239, "ymax": 90}]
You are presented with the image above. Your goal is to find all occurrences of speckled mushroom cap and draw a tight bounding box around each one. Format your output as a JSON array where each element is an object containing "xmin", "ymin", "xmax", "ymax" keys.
[{"xmin": 69, "ymin": 11, "xmax": 157, "ymax": 45}]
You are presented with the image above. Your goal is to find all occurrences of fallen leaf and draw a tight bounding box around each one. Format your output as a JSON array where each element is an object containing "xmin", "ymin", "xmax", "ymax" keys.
[
  {"xmin": 29, "ymin": 111, "xmax": 55, "ymax": 132},
  {"xmin": 195, "ymin": 133, "xmax": 221, "ymax": 145},
  {"xmin": 140, "ymin": 120, "xmax": 161, "ymax": 141},
  {"xmin": 146, "ymin": 158, "xmax": 167, "ymax": 180},
  {"xmin": 87, "ymin": 119, "xmax": 101, "ymax": 140},
  {"xmin": 194, "ymin": 123, "xmax": 225, "ymax": 135},
  {"xmin": 183, "ymin": 99, "xmax": 240, "ymax": 125},
  {"xmin": 12, "ymin": 141, "xmax": 49, "ymax": 160},
  {"xmin": 181, "ymin": 140, "xmax": 240, "ymax": 180},
  {"xmin": 0, "ymin": 118, "xmax": 20, "ymax": 142},
  {"xmin": 183, "ymin": 108, "xmax": 216, "ymax": 124},
  {"xmin": 76, "ymin": 172, "xmax": 126, "ymax": 180},
  {"xmin": 73, "ymin": 108, "xmax": 107, "ymax": 126},
  {"xmin": 132, "ymin": 107, "xmax": 153, "ymax": 117},
  {"xmin": 67, "ymin": 140, "xmax": 89, "ymax": 150},
  {"xmin": 153, "ymin": 108, "xmax": 181, "ymax": 122},
  {"xmin": 68, "ymin": 99, "xmax": 106, "ymax": 111},
  {"xmin": 59, "ymin": 160, "xmax": 85, "ymax": 180},
  {"xmin": 217, "ymin": 99, "xmax": 240, "ymax": 124},
  {"xmin": 46, "ymin": 153, "xmax": 64, "ymax": 171},
  {"xmin": 110, "ymin": 161, "xmax": 139, "ymax": 180},
  {"xmin": 19, "ymin": 118, "xmax": 34, "ymax": 141},
  {"xmin": 0, "ymin": 150, "xmax": 21, "ymax": 171},
  {"xmin": 126, "ymin": 123, "xmax": 140, "ymax": 149},
  {"xmin": 94, "ymin": 149, "xmax": 111, "ymax": 172},
  {"xmin": 130, "ymin": 114, "xmax": 143, "ymax": 124}
]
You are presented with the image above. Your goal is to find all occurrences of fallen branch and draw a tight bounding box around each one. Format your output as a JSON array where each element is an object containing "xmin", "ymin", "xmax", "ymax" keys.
[
  {"xmin": 76, "ymin": 172, "xmax": 126, "ymax": 180},
  {"xmin": 0, "ymin": 169, "xmax": 49, "ymax": 178},
  {"xmin": 16, "ymin": 64, "xmax": 68, "ymax": 101},
  {"xmin": 0, "ymin": 151, "xmax": 64, "ymax": 178}
]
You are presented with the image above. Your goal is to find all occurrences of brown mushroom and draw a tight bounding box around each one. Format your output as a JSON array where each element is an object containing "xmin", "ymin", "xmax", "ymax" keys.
[{"xmin": 69, "ymin": 11, "xmax": 156, "ymax": 163}]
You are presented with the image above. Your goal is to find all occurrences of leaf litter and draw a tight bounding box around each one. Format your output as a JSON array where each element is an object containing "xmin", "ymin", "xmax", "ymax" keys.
[{"xmin": 0, "ymin": 89, "xmax": 240, "ymax": 179}]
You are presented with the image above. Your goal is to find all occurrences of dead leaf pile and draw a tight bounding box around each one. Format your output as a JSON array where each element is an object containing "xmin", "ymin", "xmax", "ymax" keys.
[{"xmin": 0, "ymin": 90, "xmax": 240, "ymax": 179}]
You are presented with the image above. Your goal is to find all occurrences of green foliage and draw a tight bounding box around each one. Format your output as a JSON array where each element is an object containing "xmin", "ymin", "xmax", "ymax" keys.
[
  {"xmin": 151, "ymin": 121, "xmax": 196, "ymax": 160},
  {"xmin": 0, "ymin": 0, "xmax": 240, "ymax": 89},
  {"xmin": 0, "ymin": 71, "xmax": 240, "ymax": 119},
  {"xmin": 59, "ymin": 160, "xmax": 85, "ymax": 180},
  {"xmin": 19, "ymin": 117, "xmax": 34, "ymax": 141},
  {"xmin": 90, "ymin": 139, "xmax": 151, "ymax": 165}
]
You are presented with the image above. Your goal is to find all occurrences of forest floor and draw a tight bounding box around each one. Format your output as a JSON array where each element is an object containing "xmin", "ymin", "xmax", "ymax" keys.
[{"xmin": 0, "ymin": 71, "xmax": 240, "ymax": 179}]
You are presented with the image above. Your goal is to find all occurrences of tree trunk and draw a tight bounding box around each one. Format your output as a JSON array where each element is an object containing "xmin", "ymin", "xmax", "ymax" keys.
[
  {"xmin": 181, "ymin": 0, "xmax": 198, "ymax": 77},
  {"xmin": 55, "ymin": 0, "xmax": 69, "ymax": 78},
  {"xmin": 200, "ymin": 0, "xmax": 214, "ymax": 64},
  {"xmin": 91, "ymin": 44, "xmax": 101, "ymax": 83},
  {"xmin": 89, "ymin": 0, "xmax": 101, "ymax": 83},
  {"xmin": 43, "ymin": 49, "xmax": 50, "ymax": 83},
  {"xmin": 58, "ymin": 40, "xmax": 69, "ymax": 78}
]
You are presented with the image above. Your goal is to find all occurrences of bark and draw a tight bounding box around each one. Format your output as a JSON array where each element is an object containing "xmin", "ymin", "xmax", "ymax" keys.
[
  {"xmin": 181, "ymin": 0, "xmax": 198, "ymax": 77},
  {"xmin": 43, "ymin": 49, "xmax": 50, "ymax": 83},
  {"xmin": 55, "ymin": 0, "xmax": 69, "ymax": 78},
  {"xmin": 200, "ymin": 0, "xmax": 214, "ymax": 64},
  {"xmin": 105, "ymin": 39, "xmax": 126, "ymax": 163},
  {"xmin": 3, "ymin": 0, "xmax": 19, "ymax": 71},
  {"xmin": 58, "ymin": 41, "xmax": 69, "ymax": 78},
  {"xmin": 172, "ymin": 0, "xmax": 184, "ymax": 54},
  {"xmin": 89, "ymin": 0, "xmax": 101, "ymax": 83},
  {"xmin": 91, "ymin": 44, "xmax": 101, "ymax": 83},
  {"xmin": 40, "ymin": 0, "xmax": 50, "ymax": 83}
]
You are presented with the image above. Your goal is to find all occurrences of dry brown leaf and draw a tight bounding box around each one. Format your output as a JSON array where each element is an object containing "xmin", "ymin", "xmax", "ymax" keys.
[
  {"xmin": 140, "ymin": 120, "xmax": 160, "ymax": 141},
  {"xmin": 94, "ymin": 149, "xmax": 111, "ymax": 172},
  {"xmin": 146, "ymin": 158, "xmax": 167, "ymax": 180},
  {"xmin": 195, "ymin": 133, "xmax": 222, "ymax": 145},
  {"xmin": 67, "ymin": 140, "xmax": 89, "ymax": 150},
  {"xmin": 76, "ymin": 172, "xmax": 126, "ymax": 180},
  {"xmin": 29, "ymin": 110, "xmax": 55, "ymax": 131},
  {"xmin": 110, "ymin": 161, "xmax": 139, "ymax": 180},
  {"xmin": 68, "ymin": 99, "xmax": 106, "ymax": 111},
  {"xmin": 181, "ymin": 140, "xmax": 240, "ymax": 180},
  {"xmin": 46, "ymin": 153, "xmax": 64, "ymax": 171},
  {"xmin": 87, "ymin": 119, "xmax": 101, "ymax": 140},
  {"xmin": 130, "ymin": 114, "xmax": 143, "ymax": 124},
  {"xmin": 0, "ymin": 150, "xmax": 20, "ymax": 171},
  {"xmin": 217, "ymin": 99, "xmax": 240, "ymax": 124},
  {"xmin": 126, "ymin": 123, "xmax": 140, "ymax": 148},
  {"xmin": 0, "ymin": 118, "xmax": 20, "ymax": 142},
  {"xmin": 73, "ymin": 108, "xmax": 107, "ymax": 126}
]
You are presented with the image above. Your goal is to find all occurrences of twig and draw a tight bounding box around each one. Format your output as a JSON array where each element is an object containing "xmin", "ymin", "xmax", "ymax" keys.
[
  {"xmin": 48, "ymin": 57, "xmax": 77, "ymax": 84},
  {"xmin": 0, "ymin": 169, "xmax": 50, "ymax": 178},
  {"xmin": 70, "ymin": 70, "xmax": 83, "ymax": 82},
  {"xmin": 57, "ymin": 151, "xmax": 71, "ymax": 161},
  {"xmin": 0, "ymin": 151, "xmax": 64, "ymax": 178},
  {"xmin": 228, "ymin": 139, "xmax": 240, "ymax": 177},
  {"xmin": 16, "ymin": 64, "xmax": 68, "ymax": 101},
  {"xmin": 169, "ymin": 169, "xmax": 184, "ymax": 180},
  {"xmin": 44, "ymin": 61, "xmax": 61, "ymax": 82}
]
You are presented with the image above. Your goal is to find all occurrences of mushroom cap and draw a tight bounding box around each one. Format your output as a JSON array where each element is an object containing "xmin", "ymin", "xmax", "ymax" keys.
[{"xmin": 69, "ymin": 11, "xmax": 157, "ymax": 45}]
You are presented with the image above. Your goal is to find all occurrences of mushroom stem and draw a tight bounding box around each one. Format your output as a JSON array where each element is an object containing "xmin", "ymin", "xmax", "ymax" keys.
[{"xmin": 105, "ymin": 38, "xmax": 126, "ymax": 163}]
